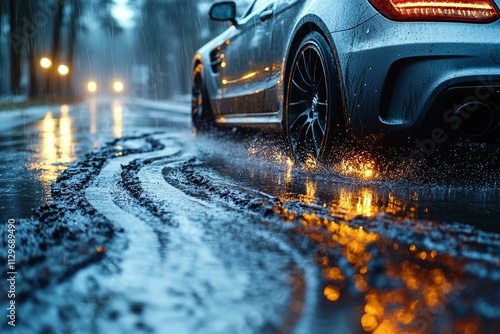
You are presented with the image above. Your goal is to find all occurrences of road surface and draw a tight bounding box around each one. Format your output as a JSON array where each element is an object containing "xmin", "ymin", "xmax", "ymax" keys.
[{"xmin": 0, "ymin": 97, "xmax": 499, "ymax": 333}]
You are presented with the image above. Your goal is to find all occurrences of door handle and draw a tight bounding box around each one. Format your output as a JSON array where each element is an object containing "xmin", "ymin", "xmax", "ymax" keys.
[{"xmin": 259, "ymin": 9, "xmax": 274, "ymax": 22}]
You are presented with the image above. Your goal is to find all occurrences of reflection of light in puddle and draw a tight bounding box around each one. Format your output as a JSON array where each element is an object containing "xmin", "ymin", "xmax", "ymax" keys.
[
  {"xmin": 329, "ymin": 188, "xmax": 419, "ymax": 220},
  {"xmin": 42, "ymin": 113, "xmax": 57, "ymax": 185},
  {"xmin": 298, "ymin": 179, "xmax": 316, "ymax": 204},
  {"xmin": 113, "ymin": 100, "xmax": 123, "ymax": 139},
  {"xmin": 274, "ymin": 175, "xmax": 476, "ymax": 333},
  {"xmin": 89, "ymin": 99, "xmax": 97, "ymax": 134},
  {"xmin": 60, "ymin": 110, "xmax": 72, "ymax": 164},
  {"xmin": 334, "ymin": 188, "xmax": 378, "ymax": 219},
  {"xmin": 237, "ymin": 142, "xmax": 482, "ymax": 332},
  {"xmin": 35, "ymin": 106, "xmax": 76, "ymax": 192}
]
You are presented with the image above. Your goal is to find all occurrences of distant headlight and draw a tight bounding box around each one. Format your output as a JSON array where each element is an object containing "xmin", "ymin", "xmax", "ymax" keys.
[
  {"xmin": 40, "ymin": 57, "xmax": 52, "ymax": 69},
  {"xmin": 58, "ymin": 65, "xmax": 69, "ymax": 76},
  {"xmin": 113, "ymin": 81, "xmax": 124, "ymax": 93},
  {"xmin": 87, "ymin": 81, "xmax": 97, "ymax": 93}
]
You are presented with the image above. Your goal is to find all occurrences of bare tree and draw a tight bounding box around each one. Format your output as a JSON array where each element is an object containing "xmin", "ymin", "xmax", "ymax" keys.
[
  {"xmin": 67, "ymin": 0, "xmax": 81, "ymax": 72},
  {"xmin": 23, "ymin": 0, "xmax": 38, "ymax": 98},
  {"xmin": 3, "ymin": 0, "xmax": 124, "ymax": 98},
  {"xmin": 65, "ymin": 0, "xmax": 83, "ymax": 96},
  {"xmin": 9, "ymin": 0, "xmax": 21, "ymax": 95},
  {"xmin": 45, "ymin": 0, "xmax": 65, "ymax": 95}
]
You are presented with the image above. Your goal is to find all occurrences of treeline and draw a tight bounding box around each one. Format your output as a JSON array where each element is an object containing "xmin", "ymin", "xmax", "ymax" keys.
[
  {"xmin": 0, "ymin": 0, "xmax": 232, "ymax": 99},
  {"xmin": 0, "ymin": 0, "xmax": 118, "ymax": 98}
]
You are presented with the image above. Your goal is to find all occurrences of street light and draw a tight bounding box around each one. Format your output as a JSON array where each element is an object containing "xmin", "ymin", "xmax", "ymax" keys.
[
  {"xmin": 58, "ymin": 65, "xmax": 69, "ymax": 76},
  {"xmin": 40, "ymin": 57, "xmax": 52, "ymax": 69}
]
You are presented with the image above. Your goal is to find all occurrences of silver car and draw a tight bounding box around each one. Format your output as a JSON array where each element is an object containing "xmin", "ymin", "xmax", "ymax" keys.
[{"xmin": 192, "ymin": 0, "xmax": 500, "ymax": 160}]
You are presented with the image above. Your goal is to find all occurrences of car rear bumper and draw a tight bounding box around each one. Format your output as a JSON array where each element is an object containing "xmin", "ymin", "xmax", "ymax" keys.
[
  {"xmin": 330, "ymin": 13, "xmax": 500, "ymax": 142},
  {"xmin": 423, "ymin": 83, "xmax": 500, "ymax": 144}
]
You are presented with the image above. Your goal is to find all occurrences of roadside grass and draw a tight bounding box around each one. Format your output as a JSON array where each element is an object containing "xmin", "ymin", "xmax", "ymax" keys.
[{"xmin": 0, "ymin": 96, "xmax": 82, "ymax": 112}]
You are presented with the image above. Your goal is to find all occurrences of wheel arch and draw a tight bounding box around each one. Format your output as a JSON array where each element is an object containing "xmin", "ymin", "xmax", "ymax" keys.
[
  {"xmin": 282, "ymin": 16, "xmax": 350, "ymax": 136},
  {"xmin": 191, "ymin": 54, "xmax": 217, "ymax": 131}
]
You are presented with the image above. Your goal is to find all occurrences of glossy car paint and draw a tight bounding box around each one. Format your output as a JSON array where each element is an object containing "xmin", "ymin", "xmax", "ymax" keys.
[{"xmin": 194, "ymin": 0, "xmax": 500, "ymax": 141}]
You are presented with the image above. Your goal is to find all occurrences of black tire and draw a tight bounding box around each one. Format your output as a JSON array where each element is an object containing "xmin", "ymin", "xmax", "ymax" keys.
[
  {"xmin": 285, "ymin": 31, "xmax": 345, "ymax": 162},
  {"xmin": 192, "ymin": 64, "xmax": 214, "ymax": 132}
]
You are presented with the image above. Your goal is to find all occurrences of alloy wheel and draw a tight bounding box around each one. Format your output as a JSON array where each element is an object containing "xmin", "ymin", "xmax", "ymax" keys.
[{"xmin": 287, "ymin": 41, "xmax": 330, "ymax": 160}]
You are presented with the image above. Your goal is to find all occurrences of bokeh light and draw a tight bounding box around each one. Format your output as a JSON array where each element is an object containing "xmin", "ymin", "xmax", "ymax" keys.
[
  {"xmin": 113, "ymin": 81, "xmax": 124, "ymax": 93},
  {"xmin": 87, "ymin": 81, "xmax": 97, "ymax": 93},
  {"xmin": 58, "ymin": 65, "xmax": 69, "ymax": 76},
  {"xmin": 40, "ymin": 57, "xmax": 52, "ymax": 69}
]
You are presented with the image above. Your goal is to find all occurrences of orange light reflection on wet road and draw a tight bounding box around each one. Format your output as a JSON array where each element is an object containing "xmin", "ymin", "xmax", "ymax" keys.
[{"xmin": 274, "ymin": 173, "xmax": 481, "ymax": 333}]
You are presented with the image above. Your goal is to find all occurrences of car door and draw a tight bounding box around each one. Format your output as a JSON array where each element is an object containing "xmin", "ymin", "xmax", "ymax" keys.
[
  {"xmin": 218, "ymin": 0, "xmax": 276, "ymax": 115},
  {"xmin": 264, "ymin": 0, "xmax": 303, "ymax": 112}
]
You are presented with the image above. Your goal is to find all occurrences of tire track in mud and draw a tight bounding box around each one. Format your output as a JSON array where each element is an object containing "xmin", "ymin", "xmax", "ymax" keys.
[
  {"xmin": 2, "ymin": 131, "xmax": 318, "ymax": 334},
  {"xmin": 1, "ymin": 135, "xmax": 164, "ymax": 298},
  {"xmin": 82, "ymin": 135, "xmax": 186, "ymax": 333},
  {"xmin": 1, "ymin": 134, "xmax": 166, "ymax": 333},
  {"xmin": 112, "ymin": 136, "xmax": 320, "ymax": 334},
  {"xmin": 10, "ymin": 135, "xmax": 190, "ymax": 334}
]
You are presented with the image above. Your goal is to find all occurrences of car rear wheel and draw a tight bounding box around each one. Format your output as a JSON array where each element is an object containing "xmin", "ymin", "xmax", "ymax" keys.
[
  {"xmin": 285, "ymin": 32, "xmax": 344, "ymax": 162},
  {"xmin": 192, "ymin": 64, "xmax": 214, "ymax": 131}
]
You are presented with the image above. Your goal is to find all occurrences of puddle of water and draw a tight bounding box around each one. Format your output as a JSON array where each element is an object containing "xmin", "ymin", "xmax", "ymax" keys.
[
  {"xmin": 0, "ymin": 99, "xmax": 180, "ymax": 220},
  {"xmin": 200, "ymin": 134, "xmax": 500, "ymax": 233}
]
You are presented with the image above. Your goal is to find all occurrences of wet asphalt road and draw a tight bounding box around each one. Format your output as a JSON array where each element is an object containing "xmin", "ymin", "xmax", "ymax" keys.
[{"xmin": 0, "ymin": 98, "xmax": 499, "ymax": 333}]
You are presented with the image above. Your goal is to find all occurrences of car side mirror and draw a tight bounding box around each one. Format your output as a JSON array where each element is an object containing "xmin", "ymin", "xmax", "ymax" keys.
[{"xmin": 209, "ymin": 1, "xmax": 237, "ymax": 26}]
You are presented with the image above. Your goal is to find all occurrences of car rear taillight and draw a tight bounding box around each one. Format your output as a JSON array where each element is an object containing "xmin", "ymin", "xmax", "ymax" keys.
[{"xmin": 368, "ymin": 0, "xmax": 500, "ymax": 22}]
